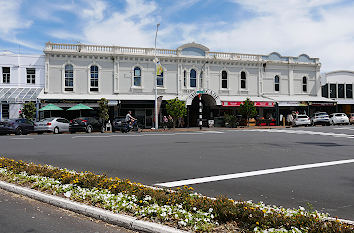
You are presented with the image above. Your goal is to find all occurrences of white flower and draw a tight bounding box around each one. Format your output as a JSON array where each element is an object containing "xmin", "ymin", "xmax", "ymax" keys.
[{"xmin": 64, "ymin": 191, "xmax": 72, "ymax": 198}]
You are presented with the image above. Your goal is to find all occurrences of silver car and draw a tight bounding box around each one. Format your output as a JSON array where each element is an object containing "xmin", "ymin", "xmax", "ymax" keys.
[
  {"xmin": 292, "ymin": 115, "xmax": 311, "ymax": 127},
  {"xmin": 34, "ymin": 118, "xmax": 70, "ymax": 134},
  {"xmin": 329, "ymin": 113, "xmax": 350, "ymax": 125}
]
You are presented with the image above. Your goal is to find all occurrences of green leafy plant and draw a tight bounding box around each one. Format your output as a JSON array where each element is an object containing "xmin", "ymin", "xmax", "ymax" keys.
[
  {"xmin": 238, "ymin": 98, "xmax": 257, "ymax": 126},
  {"xmin": 166, "ymin": 98, "xmax": 187, "ymax": 128},
  {"xmin": 20, "ymin": 102, "xmax": 36, "ymax": 121},
  {"xmin": 98, "ymin": 98, "xmax": 109, "ymax": 125}
]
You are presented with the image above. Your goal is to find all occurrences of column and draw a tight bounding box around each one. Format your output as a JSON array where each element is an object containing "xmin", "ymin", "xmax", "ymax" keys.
[
  {"xmin": 288, "ymin": 63, "xmax": 294, "ymax": 96},
  {"xmin": 113, "ymin": 57, "xmax": 119, "ymax": 93}
]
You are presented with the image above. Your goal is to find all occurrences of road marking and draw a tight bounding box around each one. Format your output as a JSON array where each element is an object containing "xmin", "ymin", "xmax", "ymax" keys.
[
  {"xmin": 10, "ymin": 137, "xmax": 34, "ymax": 140},
  {"xmin": 155, "ymin": 159, "xmax": 354, "ymax": 187},
  {"xmin": 236, "ymin": 129, "xmax": 354, "ymax": 139},
  {"xmin": 72, "ymin": 135, "xmax": 112, "ymax": 138},
  {"xmin": 201, "ymin": 131, "xmax": 224, "ymax": 134}
]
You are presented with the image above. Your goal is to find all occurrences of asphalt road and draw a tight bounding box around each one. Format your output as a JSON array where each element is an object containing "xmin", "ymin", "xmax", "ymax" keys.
[
  {"xmin": 0, "ymin": 126, "xmax": 353, "ymax": 221},
  {"xmin": 0, "ymin": 188, "xmax": 135, "ymax": 233}
]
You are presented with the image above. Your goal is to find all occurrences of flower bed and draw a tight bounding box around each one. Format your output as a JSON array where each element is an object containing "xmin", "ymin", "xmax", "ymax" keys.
[{"xmin": 0, "ymin": 157, "xmax": 353, "ymax": 233}]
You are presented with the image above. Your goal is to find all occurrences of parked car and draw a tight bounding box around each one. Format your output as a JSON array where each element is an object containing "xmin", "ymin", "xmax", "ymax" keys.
[
  {"xmin": 0, "ymin": 118, "xmax": 34, "ymax": 135},
  {"xmin": 329, "ymin": 113, "xmax": 350, "ymax": 125},
  {"xmin": 34, "ymin": 118, "xmax": 70, "ymax": 134},
  {"xmin": 69, "ymin": 117, "xmax": 104, "ymax": 133},
  {"xmin": 292, "ymin": 114, "xmax": 311, "ymax": 127},
  {"xmin": 349, "ymin": 113, "xmax": 354, "ymax": 124},
  {"xmin": 310, "ymin": 112, "xmax": 330, "ymax": 126}
]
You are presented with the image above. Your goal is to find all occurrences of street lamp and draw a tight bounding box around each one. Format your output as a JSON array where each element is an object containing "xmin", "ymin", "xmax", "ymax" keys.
[
  {"xmin": 154, "ymin": 23, "xmax": 160, "ymax": 129},
  {"xmin": 198, "ymin": 61, "xmax": 209, "ymax": 130}
]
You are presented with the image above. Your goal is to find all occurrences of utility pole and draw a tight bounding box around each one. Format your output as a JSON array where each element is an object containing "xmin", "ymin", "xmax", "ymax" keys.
[
  {"xmin": 154, "ymin": 23, "xmax": 160, "ymax": 129},
  {"xmin": 198, "ymin": 61, "xmax": 209, "ymax": 130}
]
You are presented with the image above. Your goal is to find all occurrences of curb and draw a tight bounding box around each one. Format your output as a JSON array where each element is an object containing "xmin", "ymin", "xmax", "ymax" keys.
[{"xmin": 0, "ymin": 181, "xmax": 188, "ymax": 233}]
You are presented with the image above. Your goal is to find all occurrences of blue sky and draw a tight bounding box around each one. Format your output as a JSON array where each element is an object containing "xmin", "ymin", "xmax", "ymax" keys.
[{"xmin": 1, "ymin": 0, "xmax": 354, "ymax": 71}]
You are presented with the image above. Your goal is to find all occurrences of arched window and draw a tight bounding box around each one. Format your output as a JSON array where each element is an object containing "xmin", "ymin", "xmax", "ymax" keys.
[
  {"xmin": 133, "ymin": 67, "xmax": 141, "ymax": 86},
  {"xmin": 241, "ymin": 71, "xmax": 246, "ymax": 89},
  {"xmin": 190, "ymin": 69, "xmax": 196, "ymax": 87},
  {"xmin": 302, "ymin": 76, "xmax": 307, "ymax": 92},
  {"xmin": 221, "ymin": 71, "xmax": 228, "ymax": 89},
  {"xmin": 65, "ymin": 64, "xmax": 73, "ymax": 91},
  {"xmin": 157, "ymin": 68, "xmax": 163, "ymax": 87},
  {"xmin": 90, "ymin": 65, "xmax": 99, "ymax": 92},
  {"xmin": 274, "ymin": 75, "xmax": 280, "ymax": 92},
  {"xmin": 183, "ymin": 70, "xmax": 187, "ymax": 87}
]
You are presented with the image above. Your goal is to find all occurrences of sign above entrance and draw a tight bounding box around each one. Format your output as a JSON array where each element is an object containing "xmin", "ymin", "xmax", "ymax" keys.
[
  {"xmin": 222, "ymin": 101, "xmax": 274, "ymax": 107},
  {"xmin": 185, "ymin": 89, "xmax": 221, "ymax": 106},
  {"xmin": 309, "ymin": 102, "xmax": 336, "ymax": 106},
  {"xmin": 278, "ymin": 101, "xmax": 308, "ymax": 107}
]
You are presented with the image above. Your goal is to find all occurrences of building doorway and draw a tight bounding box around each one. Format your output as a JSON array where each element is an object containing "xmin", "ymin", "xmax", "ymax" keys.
[{"xmin": 188, "ymin": 94, "xmax": 217, "ymax": 127}]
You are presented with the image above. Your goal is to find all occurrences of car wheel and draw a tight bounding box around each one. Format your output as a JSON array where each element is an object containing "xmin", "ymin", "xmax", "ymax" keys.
[
  {"xmin": 86, "ymin": 125, "xmax": 93, "ymax": 133},
  {"xmin": 54, "ymin": 127, "xmax": 60, "ymax": 134},
  {"xmin": 15, "ymin": 127, "xmax": 23, "ymax": 135}
]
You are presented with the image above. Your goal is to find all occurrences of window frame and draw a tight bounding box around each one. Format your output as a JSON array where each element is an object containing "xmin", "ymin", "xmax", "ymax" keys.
[
  {"xmin": 329, "ymin": 83, "xmax": 337, "ymax": 98},
  {"xmin": 346, "ymin": 84, "xmax": 352, "ymax": 99},
  {"xmin": 302, "ymin": 76, "xmax": 307, "ymax": 92},
  {"xmin": 274, "ymin": 75, "xmax": 280, "ymax": 92},
  {"xmin": 64, "ymin": 64, "xmax": 74, "ymax": 92},
  {"xmin": 133, "ymin": 66, "xmax": 142, "ymax": 87},
  {"xmin": 338, "ymin": 83, "xmax": 345, "ymax": 98},
  {"xmin": 221, "ymin": 70, "xmax": 228, "ymax": 89},
  {"xmin": 240, "ymin": 71, "xmax": 247, "ymax": 89},
  {"xmin": 190, "ymin": 69, "xmax": 197, "ymax": 88},
  {"xmin": 322, "ymin": 84, "xmax": 328, "ymax": 98},
  {"xmin": 89, "ymin": 65, "xmax": 99, "ymax": 92},
  {"xmin": 26, "ymin": 68, "xmax": 36, "ymax": 84},
  {"xmin": 2, "ymin": 67, "xmax": 10, "ymax": 84}
]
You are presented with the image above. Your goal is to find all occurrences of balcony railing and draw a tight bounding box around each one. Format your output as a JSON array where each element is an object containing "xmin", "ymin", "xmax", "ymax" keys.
[{"xmin": 44, "ymin": 42, "xmax": 268, "ymax": 62}]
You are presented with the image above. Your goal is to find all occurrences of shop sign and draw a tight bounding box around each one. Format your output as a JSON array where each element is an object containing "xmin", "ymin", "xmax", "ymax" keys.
[
  {"xmin": 309, "ymin": 102, "xmax": 336, "ymax": 106},
  {"xmin": 278, "ymin": 101, "xmax": 308, "ymax": 106},
  {"xmin": 222, "ymin": 101, "xmax": 274, "ymax": 107}
]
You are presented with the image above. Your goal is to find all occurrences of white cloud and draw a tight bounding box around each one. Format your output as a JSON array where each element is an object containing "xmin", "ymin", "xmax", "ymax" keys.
[{"xmin": 0, "ymin": 0, "xmax": 32, "ymax": 36}]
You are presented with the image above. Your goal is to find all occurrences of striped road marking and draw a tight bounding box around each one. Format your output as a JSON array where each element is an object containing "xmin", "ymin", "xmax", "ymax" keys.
[
  {"xmin": 155, "ymin": 159, "xmax": 354, "ymax": 187},
  {"xmin": 236, "ymin": 129, "xmax": 354, "ymax": 138},
  {"xmin": 10, "ymin": 138, "xmax": 34, "ymax": 140}
]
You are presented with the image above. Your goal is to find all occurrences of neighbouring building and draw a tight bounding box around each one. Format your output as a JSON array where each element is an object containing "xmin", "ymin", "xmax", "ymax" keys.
[
  {"xmin": 39, "ymin": 42, "xmax": 334, "ymax": 127},
  {"xmin": 0, "ymin": 52, "xmax": 45, "ymax": 120},
  {"xmin": 321, "ymin": 70, "xmax": 354, "ymax": 114}
]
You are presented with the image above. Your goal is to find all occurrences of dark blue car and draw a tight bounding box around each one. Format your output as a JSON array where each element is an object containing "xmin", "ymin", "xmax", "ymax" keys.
[{"xmin": 0, "ymin": 119, "xmax": 35, "ymax": 135}]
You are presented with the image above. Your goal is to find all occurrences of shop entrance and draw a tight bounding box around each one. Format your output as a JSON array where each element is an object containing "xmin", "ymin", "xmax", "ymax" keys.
[{"xmin": 188, "ymin": 94, "xmax": 217, "ymax": 127}]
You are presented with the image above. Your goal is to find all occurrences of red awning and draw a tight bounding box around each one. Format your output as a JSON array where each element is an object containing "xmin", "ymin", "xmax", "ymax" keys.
[{"xmin": 222, "ymin": 101, "xmax": 274, "ymax": 107}]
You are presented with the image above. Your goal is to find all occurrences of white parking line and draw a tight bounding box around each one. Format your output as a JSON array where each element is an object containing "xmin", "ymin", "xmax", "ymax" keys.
[
  {"xmin": 72, "ymin": 135, "xmax": 112, "ymax": 138},
  {"xmin": 10, "ymin": 138, "xmax": 34, "ymax": 140},
  {"xmin": 155, "ymin": 159, "xmax": 354, "ymax": 187}
]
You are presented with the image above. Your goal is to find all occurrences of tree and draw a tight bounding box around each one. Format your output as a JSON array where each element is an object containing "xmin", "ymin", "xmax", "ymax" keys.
[
  {"xmin": 238, "ymin": 98, "xmax": 257, "ymax": 126},
  {"xmin": 98, "ymin": 98, "xmax": 109, "ymax": 125},
  {"xmin": 20, "ymin": 102, "xmax": 36, "ymax": 121},
  {"xmin": 165, "ymin": 97, "xmax": 187, "ymax": 128}
]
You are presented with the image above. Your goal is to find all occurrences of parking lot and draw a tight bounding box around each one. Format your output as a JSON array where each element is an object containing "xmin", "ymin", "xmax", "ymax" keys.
[{"xmin": 1, "ymin": 125, "xmax": 354, "ymax": 220}]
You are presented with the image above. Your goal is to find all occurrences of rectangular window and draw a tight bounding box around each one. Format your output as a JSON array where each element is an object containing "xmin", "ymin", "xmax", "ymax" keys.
[
  {"xmin": 2, "ymin": 67, "xmax": 10, "ymax": 83},
  {"xmin": 241, "ymin": 80, "xmax": 246, "ymax": 89},
  {"xmin": 1, "ymin": 104, "xmax": 9, "ymax": 119},
  {"xmin": 222, "ymin": 79, "xmax": 228, "ymax": 89},
  {"xmin": 322, "ymin": 84, "xmax": 328, "ymax": 98},
  {"xmin": 26, "ymin": 68, "xmax": 36, "ymax": 84},
  {"xmin": 275, "ymin": 83, "xmax": 280, "ymax": 92},
  {"xmin": 346, "ymin": 84, "xmax": 352, "ymax": 98},
  {"xmin": 330, "ymin": 84, "xmax": 337, "ymax": 98},
  {"xmin": 338, "ymin": 84, "xmax": 345, "ymax": 98}
]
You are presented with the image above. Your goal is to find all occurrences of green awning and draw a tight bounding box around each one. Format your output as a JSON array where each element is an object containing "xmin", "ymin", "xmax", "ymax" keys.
[
  {"xmin": 67, "ymin": 103, "xmax": 93, "ymax": 111},
  {"xmin": 39, "ymin": 104, "xmax": 63, "ymax": 111}
]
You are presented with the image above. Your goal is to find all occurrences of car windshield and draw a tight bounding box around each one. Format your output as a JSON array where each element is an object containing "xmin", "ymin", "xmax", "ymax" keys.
[
  {"xmin": 38, "ymin": 118, "xmax": 56, "ymax": 122},
  {"xmin": 317, "ymin": 112, "xmax": 327, "ymax": 116},
  {"xmin": 297, "ymin": 115, "xmax": 308, "ymax": 118},
  {"xmin": 335, "ymin": 114, "xmax": 344, "ymax": 117}
]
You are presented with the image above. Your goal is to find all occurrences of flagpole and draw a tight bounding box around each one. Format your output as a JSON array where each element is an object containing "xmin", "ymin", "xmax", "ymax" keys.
[{"xmin": 154, "ymin": 23, "xmax": 160, "ymax": 129}]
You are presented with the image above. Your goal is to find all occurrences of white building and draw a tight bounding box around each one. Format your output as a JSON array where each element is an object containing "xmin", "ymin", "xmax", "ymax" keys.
[
  {"xmin": 321, "ymin": 70, "xmax": 354, "ymax": 113},
  {"xmin": 0, "ymin": 52, "xmax": 45, "ymax": 120},
  {"xmin": 39, "ymin": 42, "xmax": 333, "ymax": 127}
]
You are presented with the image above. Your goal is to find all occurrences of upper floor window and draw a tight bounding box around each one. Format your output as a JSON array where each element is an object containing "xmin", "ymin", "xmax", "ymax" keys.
[
  {"xmin": 26, "ymin": 68, "xmax": 35, "ymax": 84},
  {"xmin": 330, "ymin": 83, "xmax": 336, "ymax": 98},
  {"xmin": 133, "ymin": 67, "xmax": 141, "ymax": 86},
  {"xmin": 183, "ymin": 70, "xmax": 187, "ymax": 87},
  {"xmin": 346, "ymin": 84, "xmax": 352, "ymax": 98},
  {"xmin": 322, "ymin": 84, "xmax": 328, "ymax": 98},
  {"xmin": 190, "ymin": 69, "xmax": 196, "ymax": 87},
  {"xmin": 302, "ymin": 76, "xmax": 307, "ymax": 92},
  {"xmin": 90, "ymin": 65, "xmax": 99, "ymax": 92},
  {"xmin": 338, "ymin": 84, "xmax": 345, "ymax": 98},
  {"xmin": 274, "ymin": 75, "xmax": 280, "ymax": 92},
  {"xmin": 2, "ymin": 67, "xmax": 10, "ymax": 83},
  {"xmin": 157, "ymin": 69, "xmax": 164, "ymax": 87},
  {"xmin": 221, "ymin": 70, "xmax": 228, "ymax": 89},
  {"xmin": 241, "ymin": 71, "xmax": 246, "ymax": 89},
  {"xmin": 64, "ymin": 64, "xmax": 73, "ymax": 91}
]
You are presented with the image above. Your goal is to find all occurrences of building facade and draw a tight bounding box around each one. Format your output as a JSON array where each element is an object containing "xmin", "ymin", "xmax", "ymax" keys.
[
  {"xmin": 0, "ymin": 52, "xmax": 45, "ymax": 120},
  {"xmin": 39, "ymin": 42, "xmax": 333, "ymax": 127},
  {"xmin": 321, "ymin": 70, "xmax": 354, "ymax": 114}
]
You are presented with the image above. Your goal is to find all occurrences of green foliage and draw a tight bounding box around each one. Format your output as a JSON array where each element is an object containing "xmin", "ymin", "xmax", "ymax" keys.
[
  {"xmin": 224, "ymin": 114, "xmax": 238, "ymax": 128},
  {"xmin": 166, "ymin": 97, "xmax": 187, "ymax": 128},
  {"xmin": 20, "ymin": 102, "xmax": 36, "ymax": 121},
  {"xmin": 1, "ymin": 157, "xmax": 353, "ymax": 233},
  {"xmin": 238, "ymin": 98, "xmax": 257, "ymax": 126},
  {"xmin": 98, "ymin": 98, "xmax": 109, "ymax": 123}
]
